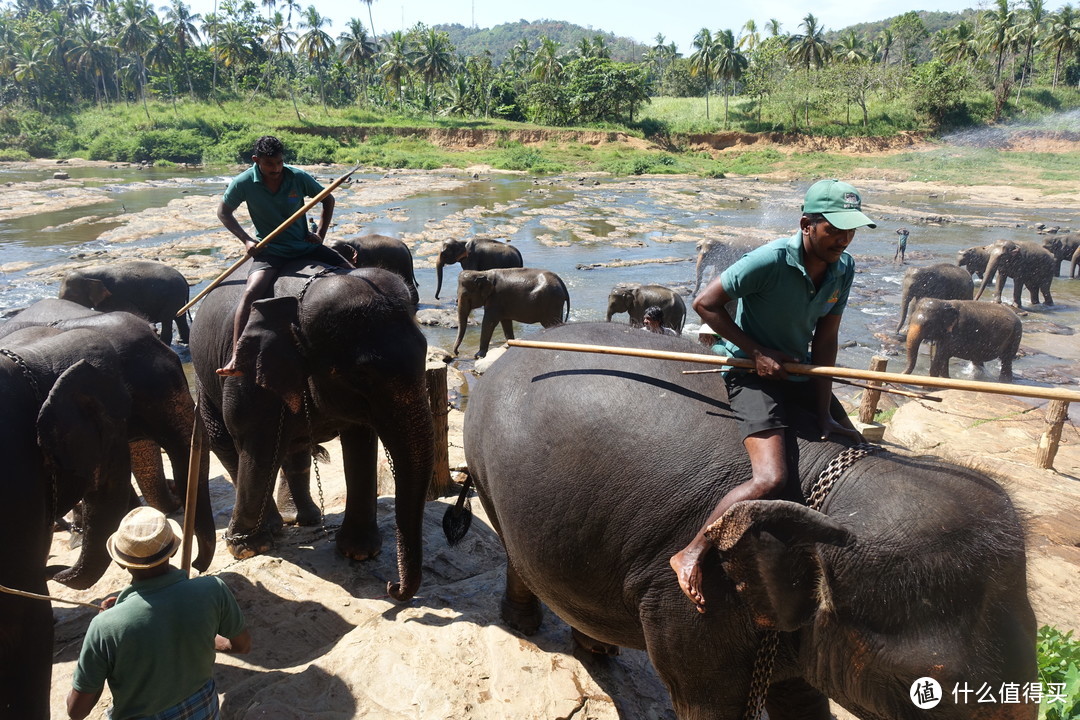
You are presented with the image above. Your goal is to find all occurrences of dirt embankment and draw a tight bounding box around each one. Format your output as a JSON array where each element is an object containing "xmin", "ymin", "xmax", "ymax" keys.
[{"xmin": 284, "ymin": 125, "xmax": 654, "ymax": 150}]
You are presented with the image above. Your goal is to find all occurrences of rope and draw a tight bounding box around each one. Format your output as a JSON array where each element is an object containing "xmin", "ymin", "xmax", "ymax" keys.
[{"xmin": 0, "ymin": 583, "xmax": 102, "ymax": 610}]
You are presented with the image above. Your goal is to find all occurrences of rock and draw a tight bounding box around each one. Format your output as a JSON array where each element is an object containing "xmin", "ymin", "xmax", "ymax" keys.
[
  {"xmin": 416, "ymin": 308, "xmax": 461, "ymax": 328},
  {"xmin": 473, "ymin": 345, "xmax": 507, "ymax": 374},
  {"xmin": 53, "ymin": 172, "xmax": 70, "ymax": 180}
]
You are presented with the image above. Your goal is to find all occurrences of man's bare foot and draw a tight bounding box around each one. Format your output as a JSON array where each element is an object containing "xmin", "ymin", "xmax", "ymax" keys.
[
  {"xmin": 216, "ymin": 358, "xmax": 243, "ymax": 377},
  {"xmin": 670, "ymin": 546, "xmax": 707, "ymax": 613}
]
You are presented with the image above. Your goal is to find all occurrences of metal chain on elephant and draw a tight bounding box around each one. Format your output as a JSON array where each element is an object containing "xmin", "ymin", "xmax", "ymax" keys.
[
  {"xmin": 302, "ymin": 391, "xmax": 328, "ymax": 539},
  {"xmin": 224, "ymin": 405, "xmax": 286, "ymax": 546},
  {"xmin": 0, "ymin": 348, "xmax": 56, "ymax": 522},
  {"xmin": 742, "ymin": 441, "xmax": 880, "ymax": 720}
]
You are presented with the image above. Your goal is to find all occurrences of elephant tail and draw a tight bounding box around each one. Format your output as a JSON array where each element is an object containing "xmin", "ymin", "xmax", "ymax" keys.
[
  {"xmin": 557, "ymin": 275, "xmax": 571, "ymax": 322},
  {"xmin": 442, "ymin": 472, "xmax": 473, "ymax": 546}
]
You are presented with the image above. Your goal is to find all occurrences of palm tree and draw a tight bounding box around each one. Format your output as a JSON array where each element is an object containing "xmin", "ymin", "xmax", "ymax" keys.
[
  {"xmin": 412, "ymin": 27, "xmax": 452, "ymax": 120},
  {"xmin": 835, "ymin": 29, "xmax": 867, "ymax": 63},
  {"xmin": 689, "ymin": 27, "xmax": 718, "ymax": 120},
  {"xmin": 1044, "ymin": 4, "xmax": 1080, "ymax": 89},
  {"xmin": 13, "ymin": 40, "xmax": 50, "ymax": 107},
  {"xmin": 591, "ymin": 34, "xmax": 610, "ymax": 59},
  {"xmin": 980, "ymin": 0, "xmax": 1019, "ymax": 84},
  {"xmin": 70, "ymin": 19, "xmax": 115, "ymax": 102},
  {"xmin": 145, "ymin": 14, "xmax": 178, "ymax": 108},
  {"xmin": 932, "ymin": 20, "xmax": 979, "ymax": 65},
  {"xmin": 378, "ymin": 29, "xmax": 410, "ymax": 109},
  {"xmin": 877, "ymin": 28, "xmax": 894, "ymax": 65},
  {"xmin": 788, "ymin": 13, "xmax": 832, "ymax": 126},
  {"xmin": 575, "ymin": 35, "xmax": 594, "ymax": 59},
  {"xmin": 738, "ymin": 19, "xmax": 760, "ymax": 52},
  {"xmin": 359, "ymin": 0, "xmax": 375, "ymax": 40},
  {"xmin": 115, "ymin": 0, "xmax": 154, "ymax": 117},
  {"xmin": 40, "ymin": 11, "xmax": 75, "ymax": 100},
  {"xmin": 161, "ymin": 0, "xmax": 200, "ymax": 97},
  {"xmin": 297, "ymin": 4, "xmax": 334, "ymax": 106},
  {"xmin": 713, "ymin": 29, "xmax": 747, "ymax": 128},
  {"xmin": 531, "ymin": 34, "xmax": 562, "ymax": 83},
  {"xmin": 262, "ymin": 11, "xmax": 300, "ymax": 119},
  {"xmin": 1014, "ymin": 0, "xmax": 1047, "ymax": 95},
  {"xmin": 765, "ymin": 18, "xmax": 782, "ymax": 37},
  {"xmin": 338, "ymin": 17, "xmax": 378, "ymax": 102}
]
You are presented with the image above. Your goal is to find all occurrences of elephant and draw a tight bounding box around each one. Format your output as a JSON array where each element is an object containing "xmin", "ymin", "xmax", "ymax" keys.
[
  {"xmin": 0, "ymin": 299, "xmax": 215, "ymax": 571},
  {"xmin": 693, "ymin": 238, "xmax": 758, "ymax": 295},
  {"xmin": 328, "ymin": 234, "xmax": 420, "ymax": 306},
  {"xmin": 956, "ymin": 244, "xmax": 992, "ymax": 279},
  {"xmin": 894, "ymin": 263, "xmax": 974, "ymax": 333},
  {"xmin": 1042, "ymin": 234, "xmax": 1080, "ymax": 277},
  {"xmin": 1067, "ymin": 239, "xmax": 1080, "ymax": 279},
  {"xmin": 434, "ymin": 237, "xmax": 523, "ymax": 299},
  {"xmin": 189, "ymin": 259, "xmax": 435, "ymax": 601},
  {"xmin": 0, "ymin": 326, "xmax": 135, "ymax": 719},
  {"xmin": 903, "ymin": 298, "xmax": 1023, "ymax": 382},
  {"xmin": 455, "ymin": 322, "xmax": 1037, "ymax": 720},
  {"xmin": 58, "ymin": 260, "xmax": 191, "ymax": 345},
  {"xmin": 975, "ymin": 239, "xmax": 1055, "ymax": 307},
  {"xmin": 606, "ymin": 283, "xmax": 686, "ymax": 334},
  {"xmin": 452, "ymin": 267, "xmax": 570, "ymax": 358}
]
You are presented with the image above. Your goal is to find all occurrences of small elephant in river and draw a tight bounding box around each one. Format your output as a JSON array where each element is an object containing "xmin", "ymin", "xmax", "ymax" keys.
[
  {"xmin": 452, "ymin": 267, "xmax": 570, "ymax": 358},
  {"xmin": 1, "ymin": 327, "xmax": 135, "ymax": 718},
  {"xmin": 58, "ymin": 259, "xmax": 191, "ymax": 344},
  {"xmin": 1066, "ymin": 239, "xmax": 1080, "ymax": 279},
  {"xmin": 903, "ymin": 297, "xmax": 1022, "ymax": 381},
  {"xmin": 956, "ymin": 243, "xmax": 992, "ymax": 279},
  {"xmin": 1042, "ymin": 233, "xmax": 1080, "ymax": 277},
  {"xmin": 328, "ymin": 234, "xmax": 419, "ymax": 306},
  {"xmin": 434, "ymin": 237, "xmax": 523, "ymax": 299},
  {"xmin": 456, "ymin": 322, "xmax": 1036, "ymax": 720},
  {"xmin": 895, "ymin": 262, "xmax": 973, "ymax": 333},
  {"xmin": 606, "ymin": 282, "xmax": 685, "ymax": 334},
  {"xmin": 693, "ymin": 237, "xmax": 758, "ymax": 295},
  {"xmin": 975, "ymin": 239, "xmax": 1055, "ymax": 307}
]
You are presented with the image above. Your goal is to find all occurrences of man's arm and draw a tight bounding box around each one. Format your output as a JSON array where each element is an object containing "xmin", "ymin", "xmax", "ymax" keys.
[
  {"xmin": 811, "ymin": 312, "xmax": 860, "ymax": 439},
  {"xmin": 311, "ymin": 193, "xmax": 335, "ymax": 242},
  {"xmin": 692, "ymin": 277, "xmax": 790, "ymax": 379},
  {"xmin": 217, "ymin": 201, "xmax": 257, "ymax": 255},
  {"xmin": 66, "ymin": 688, "xmax": 102, "ymax": 720},
  {"xmin": 215, "ymin": 627, "xmax": 252, "ymax": 654}
]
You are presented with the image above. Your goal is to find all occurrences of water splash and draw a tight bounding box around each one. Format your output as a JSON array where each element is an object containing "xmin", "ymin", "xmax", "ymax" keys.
[{"xmin": 941, "ymin": 108, "xmax": 1080, "ymax": 149}]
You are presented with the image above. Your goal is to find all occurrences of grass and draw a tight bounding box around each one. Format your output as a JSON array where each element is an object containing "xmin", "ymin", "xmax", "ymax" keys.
[{"xmin": 1037, "ymin": 625, "xmax": 1080, "ymax": 720}]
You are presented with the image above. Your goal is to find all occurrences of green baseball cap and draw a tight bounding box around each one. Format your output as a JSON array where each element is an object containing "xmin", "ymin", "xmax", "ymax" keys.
[{"xmin": 801, "ymin": 179, "xmax": 877, "ymax": 230}]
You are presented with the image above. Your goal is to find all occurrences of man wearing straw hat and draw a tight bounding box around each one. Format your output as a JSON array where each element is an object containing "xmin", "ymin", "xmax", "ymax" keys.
[
  {"xmin": 67, "ymin": 506, "xmax": 251, "ymax": 720},
  {"xmin": 216, "ymin": 135, "xmax": 353, "ymax": 376},
  {"xmin": 670, "ymin": 179, "xmax": 873, "ymax": 613}
]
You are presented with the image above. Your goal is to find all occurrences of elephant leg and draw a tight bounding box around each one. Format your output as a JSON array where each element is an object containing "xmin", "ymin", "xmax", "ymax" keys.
[
  {"xmin": 476, "ymin": 312, "xmax": 499, "ymax": 358},
  {"xmin": 500, "ymin": 318, "xmax": 514, "ymax": 341},
  {"xmin": 999, "ymin": 356, "xmax": 1014, "ymax": 382},
  {"xmin": 0, "ymin": 593, "xmax": 53, "ymax": 720},
  {"xmin": 276, "ymin": 449, "xmax": 321, "ymax": 526},
  {"xmin": 1042, "ymin": 283, "xmax": 1054, "ymax": 306},
  {"xmin": 336, "ymin": 425, "xmax": 382, "ymax": 561},
  {"xmin": 501, "ymin": 557, "xmax": 542, "ymax": 635},
  {"xmin": 765, "ymin": 678, "xmax": 831, "ymax": 720},
  {"xmin": 158, "ymin": 317, "xmax": 173, "ymax": 345},
  {"xmin": 129, "ymin": 438, "xmax": 180, "ymax": 514},
  {"xmin": 571, "ymin": 627, "xmax": 620, "ymax": 656},
  {"xmin": 225, "ymin": 408, "xmax": 291, "ymax": 559},
  {"xmin": 201, "ymin": 397, "xmax": 239, "ymax": 483},
  {"xmin": 175, "ymin": 312, "xmax": 191, "ymax": 344}
]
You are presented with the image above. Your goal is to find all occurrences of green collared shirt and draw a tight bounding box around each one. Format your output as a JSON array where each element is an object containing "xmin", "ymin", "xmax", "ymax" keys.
[
  {"xmin": 72, "ymin": 567, "xmax": 245, "ymax": 720},
  {"xmin": 715, "ymin": 231, "xmax": 854, "ymax": 370},
  {"xmin": 222, "ymin": 163, "xmax": 324, "ymax": 258}
]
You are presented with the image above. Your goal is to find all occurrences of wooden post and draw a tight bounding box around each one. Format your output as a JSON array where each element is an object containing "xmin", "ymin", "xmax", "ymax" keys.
[
  {"xmin": 1035, "ymin": 400, "xmax": 1070, "ymax": 470},
  {"xmin": 426, "ymin": 362, "xmax": 453, "ymax": 499},
  {"xmin": 858, "ymin": 356, "xmax": 889, "ymax": 424}
]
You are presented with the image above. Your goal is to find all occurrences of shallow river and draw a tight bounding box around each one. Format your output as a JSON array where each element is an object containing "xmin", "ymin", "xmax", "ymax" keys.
[{"xmin": 3, "ymin": 163, "xmax": 1080, "ymax": 396}]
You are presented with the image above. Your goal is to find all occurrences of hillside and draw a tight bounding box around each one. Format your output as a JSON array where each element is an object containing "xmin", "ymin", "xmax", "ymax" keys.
[{"xmin": 434, "ymin": 19, "xmax": 647, "ymax": 64}]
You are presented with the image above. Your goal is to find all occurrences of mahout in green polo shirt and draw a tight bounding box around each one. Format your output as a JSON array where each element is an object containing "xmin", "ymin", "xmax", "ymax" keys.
[{"xmin": 222, "ymin": 163, "xmax": 324, "ymax": 259}]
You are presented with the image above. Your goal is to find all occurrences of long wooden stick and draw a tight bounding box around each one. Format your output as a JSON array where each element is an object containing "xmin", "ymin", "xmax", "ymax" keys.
[
  {"xmin": 0, "ymin": 583, "xmax": 101, "ymax": 610},
  {"xmin": 180, "ymin": 403, "xmax": 206, "ymax": 575},
  {"xmin": 505, "ymin": 339, "xmax": 1080, "ymax": 404},
  {"xmin": 178, "ymin": 164, "xmax": 360, "ymax": 316},
  {"xmin": 682, "ymin": 367, "xmax": 942, "ymax": 401}
]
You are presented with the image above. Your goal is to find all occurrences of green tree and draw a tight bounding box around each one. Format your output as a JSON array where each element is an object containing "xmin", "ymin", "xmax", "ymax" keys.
[
  {"xmin": 1044, "ymin": 4, "xmax": 1080, "ymax": 89},
  {"xmin": 338, "ymin": 17, "xmax": 377, "ymax": 102},
  {"xmin": 115, "ymin": 0, "xmax": 154, "ymax": 117},
  {"xmin": 378, "ymin": 29, "xmax": 410, "ymax": 109},
  {"xmin": 910, "ymin": 57, "xmax": 972, "ymax": 126},
  {"xmin": 788, "ymin": 13, "xmax": 831, "ymax": 126},
  {"xmin": 891, "ymin": 11, "xmax": 927, "ymax": 69},
  {"xmin": 161, "ymin": 0, "xmax": 200, "ymax": 97},
  {"xmin": 713, "ymin": 28, "xmax": 746, "ymax": 128},
  {"xmin": 1014, "ymin": 0, "xmax": 1047, "ymax": 96},
  {"xmin": 412, "ymin": 27, "xmax": 453, "ymax": 120},
  {"xmin": 297, "ymin": 4, "xmax": 333, "ymax": 106},
  {"xmin": 835, "ymin": 29, "xmax": 867, "ymax": 63},
  {"xmin": 531, "ymin": 34, "xmax": 562, "ymax": 83},
  {"xmin": 981, "ymin": 0, "xmax": 1019, "ymax": 85},
  {"xmin": 70, "ymin": 18, "xmax": 115, "ymax": 102},
  {"xmin": 932, "ymin": 20, "xmax": 979, "ymax": 66},
  {"xmin": 689, "ymin": 27, "xmax": 717, "ymax": 119}
]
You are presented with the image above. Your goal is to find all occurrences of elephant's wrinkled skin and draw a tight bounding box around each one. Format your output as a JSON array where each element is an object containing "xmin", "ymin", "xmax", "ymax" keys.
[
  {"xmin": 462, "ymin": 322, "xmax": 1037, "ymax": 720},
  {"xmin": 903, "ymin": 298, "xmax": 1023, "ymax": 381},
  {"xmin": 975, "ymin": 239, "xmax": 1055, "ymax": 307},
  {"xmin": 693, "ymin": 238, "xmax": 758, "ymax": 295},
  {"xmin": 1042, "ymin": 234, "xmax": 1080, "ymax": 277},
  {"xmin": 1, "ymin": 327, "xmax": 133, "ymax": 719},
  {"xmin": 58, "ymin": 259, "xmax": 191, "ymax": 344},
  {"xmin": 189, "ymin": 260, "xmax": 435, "ymax": 601},
  {"xmin": 329, "ymin": 234, "xmax": 419, "ymax": 306},
  {"xmin": 452, "ymin": 267, "xmax": 570, "ymax": 357},
  {"xmin": 894, "ymin": 263, "xmax": 974, "ymax": 333},
  {"xmin": 957, "ymin": 244, "xmax": 992, "ymax": 279},
  {"xmin": 0, "ymin": 299, "xmax": 215, "ymax": 570},
  {"xmin": 606, "ymin": 283, "xmax": 686, "ymax": 333},
  {"xmin": 434, "ymin": 237, "xmax": 523, "ymax": 299}
]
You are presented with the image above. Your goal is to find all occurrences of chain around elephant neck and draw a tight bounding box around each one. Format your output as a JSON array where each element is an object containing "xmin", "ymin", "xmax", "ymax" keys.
[
  {"xmin": 742, "ymin": 441, "xmax": 879, "ymax": 720},
  {"xmin": 0, "ymin": 348, "xmax": 55, "ymax": 522}
]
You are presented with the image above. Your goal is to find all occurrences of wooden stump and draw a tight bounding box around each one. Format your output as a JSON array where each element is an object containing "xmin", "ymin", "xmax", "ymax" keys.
[
  {"xmin": 1035, "ymin": 400, "xmax": 1070, "ymax": 470},
  {"xmin": 858, "ymin": 356, "xmax": 889, "ymax": 424},
  {"xmin": 426, "ymin": 362, "xmax": 454, "ymax": 499}
]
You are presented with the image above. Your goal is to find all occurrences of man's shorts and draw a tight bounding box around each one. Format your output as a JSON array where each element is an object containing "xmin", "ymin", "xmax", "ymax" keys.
[
  {"xmin": 251, "ymin": 244, "xmax": 350, "ymax": 273},
  {"xmin": 724, "ymin": 371, "xmax": 850, "ymax": 440}
]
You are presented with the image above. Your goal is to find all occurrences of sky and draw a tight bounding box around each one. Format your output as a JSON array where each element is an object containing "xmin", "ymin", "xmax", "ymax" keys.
[{"xmin": 182, "ymin": 0, "xmax": 1073, "ymax": 55}]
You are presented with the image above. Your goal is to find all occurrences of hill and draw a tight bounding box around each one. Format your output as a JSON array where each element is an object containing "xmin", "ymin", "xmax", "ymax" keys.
[{"xmin": 434, "ymin": 19, "xmax": 647, "ymax": 64}]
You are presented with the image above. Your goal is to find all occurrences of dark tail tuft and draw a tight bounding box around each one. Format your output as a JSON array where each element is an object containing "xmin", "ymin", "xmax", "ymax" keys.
[{"xmin": 442, "ymin": 474, "xmax": 474, "ymax": 546}]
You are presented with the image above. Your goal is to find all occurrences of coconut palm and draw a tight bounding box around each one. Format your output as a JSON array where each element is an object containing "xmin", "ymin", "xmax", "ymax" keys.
[
  {"xmin": 297, "ymin": 4, "xmax": 334, "ymax": 107},
  {"xmin": 765, "ymin": 18, "xmax": 782, "ymax": 37},
  {"xmin": 738, "ymin": 19, "xmax": 760, "ymax": 52},
  {"xmin": 591, "ymin": 34, "xmax": 610, "ymax": 59},
  {"xmin": 144, "ymin": 14, "xmax": 178, "ymax": 107},
  {"xmin": 1014, "ymin": 0, "xmax": 1047, "ymax": 95},
  {"xmin": 378, "ymin": 29, "xmax": 410, "ymax": 109},
  {"xmin": 932, "ymin": 20, "xmax": 979, "ymax": 65},
  {"xmin": 413, "ymin": 27, "xmax": 453, "ymax": 120},
  {"xmin": 338, "ymin": 17, "xmax": 378, "ymax": 102},
  {"xmin": 114, "ymin": 0, "xmax": 154, "ymax": 117},
  {"xmin": 713, "ymin": 28, "xmax": 747, "ymax": 128},
  {"xmin": 261, "ymin": 12, "xmax": 301, "ymax": 119},
  {"xmin": 689, "ymin": 27, "xmax": 718, "ymax": 120},
  {"xmin": 835, "ymin": 29, "xmax": 867, "ymax": 63},
  {"xmin": 1044, "ymin": 4, "xmax": 1080, "ymax": 89},
  {"xmin": 160, "ymin": 0, "xmax": 200, "ymax": 96},
  {"xmin": 70, "ymin": 18, "xmax": 115, "ymax": 102},
  {"xmin": 359, "ymin": 0, "xmax": 375, "ymax": 40},
  {"xmin": 980, "ymin": 0, "xmax": 1019, "ymax": 84},
  {"xmin": 877, "ymin": 27, "xmax": 894, "ymax": 65},
  {"xmin": 531, "ymin": 35, "xmax": 562, "ymax": 83},
  {"xmin": 13, "ymin": 40, "xmax": 50, "ymax": 107},
  {"xmin": 788, "ymin": 13, "xmax": 832, "ymax": 126}
]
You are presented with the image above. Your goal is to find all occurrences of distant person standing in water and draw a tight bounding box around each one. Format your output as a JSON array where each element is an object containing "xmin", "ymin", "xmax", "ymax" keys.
[{"xmin": 895, "ymin": 227, "xmax": 909, "ymax": 263}]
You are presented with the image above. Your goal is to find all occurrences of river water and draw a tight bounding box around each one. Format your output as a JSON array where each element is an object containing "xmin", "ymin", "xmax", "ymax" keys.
[{"xmin": 3, "ymin": 163, "xmax": 1080, "ymax": 397}]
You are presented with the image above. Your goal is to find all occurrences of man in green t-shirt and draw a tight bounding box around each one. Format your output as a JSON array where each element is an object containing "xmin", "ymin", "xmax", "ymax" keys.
[
  {"xmin": 216, "ymin": 135, "xmax": 353, "ymax": 376},
  {"xmin": 67, "ymin": 507, "xmax": 251, "ymax": 720},
  {"xmin": 670, "ymin": 179, "xmax": 874, "ymax": 614}
]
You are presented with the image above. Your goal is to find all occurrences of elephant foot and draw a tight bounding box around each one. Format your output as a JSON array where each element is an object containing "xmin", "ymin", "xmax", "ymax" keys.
[
  {"xmin": 335, "ymin": 520, "xmax": 382, "ymax": 561},
  {"xmin": 501, "ymin": 594, "xmax": 542, "ymax": 635},
  {"xmin": 571, "ymin": 627, "xmax": 620, "ymax": 656},
  {"xmin": 278, "ymin": 498, "xmax": 321, "ymax": 526},
  {"xmin": 226, "ymin": 529, "xmax": 273, "ymax": 559}
]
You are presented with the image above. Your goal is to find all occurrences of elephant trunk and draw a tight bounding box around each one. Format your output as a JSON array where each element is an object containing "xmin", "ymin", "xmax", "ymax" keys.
[
  {"xmin": 435, "ymin": 258, "xmax": 445, "ymax": 299},
  {"xmin": 452, "ymin": 299, "xmax": 471, "ymax": 355},
  {"xmin": 605, "ymin": 302, "xmax": 618, "ymax": 322},
  {"xmin": 895, "ymin": 291, "xmax": 911, "ymax": 333},
  {"xmin": 160, "ymin": 389, "xmax": 216, "ymax": 571},
  {"xmin": 1071, "ymin": 249, "xmax": 1080, "ymax": 279},
  {"xmin": 380, "ymin": 381, "xmax": 435, "ymax": 602},
  {"xmin": 975, "ymin": 252, "xmax": 1001, "ymax": 301},
  {"xmin": 903, "ymin": 323, "xmax": 925, "ymax": 375}
]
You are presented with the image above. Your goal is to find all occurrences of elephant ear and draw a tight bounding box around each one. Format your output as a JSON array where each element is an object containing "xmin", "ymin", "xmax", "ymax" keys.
[
  {"xmin": 86, "ymin": 279, "xmax": 112, "ymax": 307},
  {"xmin": 38, "ymin": 360, "xmax": 132, "ymax": 512},
  {"xmin": 704, "ymin": 500, "xmax": 855, "ymax": 632},
  {"xmin": 463, "ymin": 238, "xmax": 476, "ymax": 258},
  {"xmin": 235, "ymin": 296, "xmax": 306, "ymax": 413}
]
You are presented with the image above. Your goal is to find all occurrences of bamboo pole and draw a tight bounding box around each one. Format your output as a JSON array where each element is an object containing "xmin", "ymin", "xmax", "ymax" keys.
[
  {"xmin": 858, "ymin": 356, "xmax": 890, "ymax": 423},
  {"xmin": 1035, "ymin": 400, "xmax": 1070, "ymax": 470},
  {"xmin": 180, "ymin": 404, "xmax": 206, "ymax": 575},
  {"xmin": 504, "ymin": 339, "xmax": 1080, "ymax": 404},
  {"xmin": 177, "ymin": 164, "xmax": 361, "ymax": 316},
  {"xmin": 425, "ymin": 362, "xmax": 453, "ymax": 499},
  {"xmin": 0, "ymin": 583, "xmax": 101, "ymax": 610},
  {"xmin": 681, "ymin": 368, "xmax": 940, "ymax": 401}
]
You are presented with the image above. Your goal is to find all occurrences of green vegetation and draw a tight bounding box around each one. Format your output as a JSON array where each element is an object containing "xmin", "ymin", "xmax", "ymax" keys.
[{"xmin": 1037, "ymin": 625, "xmax": 1080, "ymax": 720}]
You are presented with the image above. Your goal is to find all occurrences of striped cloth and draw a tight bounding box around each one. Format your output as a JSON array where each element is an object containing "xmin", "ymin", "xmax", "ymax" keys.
[{"xmin": 110, "ymin": 679, "xmax": 219, "ymax": 720}]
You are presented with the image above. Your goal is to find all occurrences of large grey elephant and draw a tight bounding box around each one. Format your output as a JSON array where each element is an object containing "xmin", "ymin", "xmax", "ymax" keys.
[
  {"xmin": 328, "ymin": 234, "xmax": 420, "ymax": 306},
  {"xmin": 1, "ymin": 327, "xmax": 134, "ymax": 719},
  {"xmin": 975, "ymin": 239, "xmax": 1055, "ymax": 307},
  {"xmin": 455, "ymin": 322, "xmax": 1036, "ymax": 720},
  {"xmin": 189, "ymin": 260, "xmax": 435, "ymax": 601},
  {"xmin": 894, "ymin": 263, "xmax": 974, "ymax": 333},
  {"xmin": 434, "ymin": 238, "xmax": 523, "ymax": 299},
  {"xmin": 903, "ymin": 298, "xmax": 1022, "ymax": 381},
  {"xmin": 693, "ymin": 238, "xmax": 758, "ymax": 295},
  {"xmin": 606, "ymin": 283, "xmax": 686, "ymax": 333},
  {"xmin": 58, "ymin": 260, "xmax": 191, "ymax": 344},
  {"xmin": 1042, "ymin": 234, "xmax": 1080, "ymax": 277},
  {"xmin": 956, "ymin": 244, "xmax": 992, "ymax": 279},
  {"xmin": 452, "ymin": 267, "xmax": 570, "ymax": 358}
]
